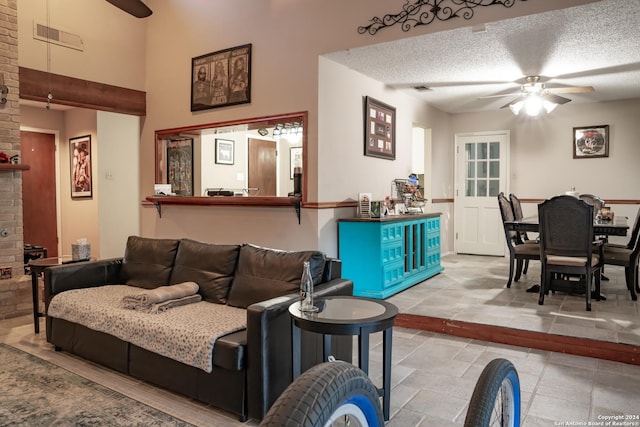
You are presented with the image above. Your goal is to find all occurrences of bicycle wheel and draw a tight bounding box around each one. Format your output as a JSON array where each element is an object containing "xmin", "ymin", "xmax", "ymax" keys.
[
  {"xmin": 464, "ymin": 358, "xmax": 521, "ymax": 427},
  {"xmin": 260, "ymin": 360, "xmax": 384, "ymax": 427}
]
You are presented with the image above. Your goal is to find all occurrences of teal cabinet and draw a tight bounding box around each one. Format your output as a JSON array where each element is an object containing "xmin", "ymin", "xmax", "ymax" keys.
[{"xmin": 338, "ymin": 213, "xmax": 443, "ymax": 299}]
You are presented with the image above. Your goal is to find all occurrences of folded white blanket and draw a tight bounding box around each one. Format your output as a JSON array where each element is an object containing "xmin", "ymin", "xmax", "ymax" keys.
[
  {"xmin": 123, "ymin": 281, "xmax": 199, "ymax": 311},
  {"xmin": 148, "ymin": 294, "xmax": 202, "ymax": 314}
]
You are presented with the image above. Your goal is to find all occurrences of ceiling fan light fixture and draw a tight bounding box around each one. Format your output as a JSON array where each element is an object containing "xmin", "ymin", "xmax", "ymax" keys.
[
  {"xmin": 509, "ymin": 101, "xmax": 524, "ymax": 115},
  {"xmin": 509, "ymin": 93, "xmax": 559, "ymax": 117}
]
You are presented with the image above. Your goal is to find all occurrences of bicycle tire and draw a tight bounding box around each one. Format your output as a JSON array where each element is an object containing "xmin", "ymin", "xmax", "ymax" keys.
[
  {"xmin": 260, "ymin": 360, "xmax": 384, "ymax": 427},
  {"xmin": 464, "ymin": 358, "xmax": 521, "ymax": 427}
]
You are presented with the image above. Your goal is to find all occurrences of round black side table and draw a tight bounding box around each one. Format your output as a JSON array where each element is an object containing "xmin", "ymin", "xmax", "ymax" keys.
[{"xmin": 288, "ymin": 296, "xmax": 398, "ymax": 421}]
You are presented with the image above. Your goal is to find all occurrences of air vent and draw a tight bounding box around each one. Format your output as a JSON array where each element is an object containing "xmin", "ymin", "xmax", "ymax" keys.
[
  {"xmin": 413, "ymin": 85, "xmax": 432, "ymax": 92},
  {"xmin": 33, "ymin": 22, "xmax": 84, "ymax": 51}
]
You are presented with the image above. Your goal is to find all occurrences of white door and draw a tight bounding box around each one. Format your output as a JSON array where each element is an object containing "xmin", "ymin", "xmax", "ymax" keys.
[{"xmin": 454, "ymin": 131, "xmax": 509, "ymax": 256}]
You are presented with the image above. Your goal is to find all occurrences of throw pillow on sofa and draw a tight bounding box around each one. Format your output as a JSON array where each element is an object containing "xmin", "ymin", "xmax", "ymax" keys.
[
  {"xmin": 121, "ymin": 236, "xmax": 180, "ymax": 289},
  {"xmin": 169, "ymin": 239, "xmax": 241, "ymax": 304},
  {"xmin": 227, "ymin": 244, "xmax": 326, "ymax": 309}
]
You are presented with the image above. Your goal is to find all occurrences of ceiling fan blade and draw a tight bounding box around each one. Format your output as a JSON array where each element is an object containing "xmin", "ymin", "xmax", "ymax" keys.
[
  {"xmin": 478, "ymin": 92, "xmax": 522, "ymax": 99},
  {"xmin": 500, "ymin": 96, "xmax": 524, "ymax": 109},
  {"xmin": 388, "ymin": 80, "xmax": 513, "ymax": 90},
  {"xmin": 546, "ymin": 86, "xmax": 595, "ymax": 94},
  {"xmin": 542, "ymin": 93, "xmax": 571, "ymax": 105},
  {"xmin": 105, "ymin": 0, "xmax": 152, "ymax": 18}
]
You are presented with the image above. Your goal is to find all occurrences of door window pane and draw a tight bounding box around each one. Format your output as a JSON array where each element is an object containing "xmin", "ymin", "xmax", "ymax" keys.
[
  {"xmin": 489, "ymin": 160, "xmax": 500, "ymax": 178},
  {"xmin": 466, "ymin": 162, "xmax": 475, "ymax": 179},
  {"xmin": 489, "ymin": 142, "xmax": 500, "ymax": 159},
  {"xmin": 465, "ymin": 143, "xmax": 475, "ymax": 161},
  {"xmin": 477, "ymin": 161, "xmax": 487, "ymax": 178},
  {"xmin": 477, "ymin": 180, "xmax": 487, "ymax": 197},
  {"xmin": 465, "ymin": 179, "xmax": 475, "ymax": 196},
  {"xmin": 478, "ymin": 143, "xmax": 488, "ymax": 160}
]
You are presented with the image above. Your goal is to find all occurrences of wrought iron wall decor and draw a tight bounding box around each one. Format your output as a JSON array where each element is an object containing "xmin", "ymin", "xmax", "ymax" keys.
[{"xmin": 358, "ymin": 0, "xmax": 527, "ymax": 35}]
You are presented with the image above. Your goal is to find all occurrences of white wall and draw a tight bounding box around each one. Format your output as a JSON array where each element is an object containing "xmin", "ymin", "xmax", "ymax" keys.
[{"xmin": 97, "ymin": 112, "xmax": 141, "ymax": 258}]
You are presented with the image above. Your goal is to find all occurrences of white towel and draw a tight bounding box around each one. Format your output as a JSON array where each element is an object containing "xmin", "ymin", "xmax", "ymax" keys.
[
  {"xmin": 148, "ymin": 294, "xmax": 203, "ymax": 314},
  {"xmin": 123, "ymin": 282, "xmax": 199, "ymax": 311}
]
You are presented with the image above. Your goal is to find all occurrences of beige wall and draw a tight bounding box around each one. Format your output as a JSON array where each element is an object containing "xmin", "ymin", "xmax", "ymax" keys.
[{"xmin": 17, "ymin": 0, "xmax": 146, "ymax": 90}]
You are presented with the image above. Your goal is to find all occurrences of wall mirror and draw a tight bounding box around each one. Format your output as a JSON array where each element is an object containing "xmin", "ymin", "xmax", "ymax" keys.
[{"xmin": 155, "ymin": 111, "xmax": 307, "ymax": 202}]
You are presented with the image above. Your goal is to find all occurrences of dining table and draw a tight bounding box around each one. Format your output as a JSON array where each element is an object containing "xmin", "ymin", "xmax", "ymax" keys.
[
  {"xmin": 504, "ymin": 216, "xmax": 629, "ymax": 237},
  {"xmin": 503, "ymin": 215, "xmax": 628, "ymax": 297}
]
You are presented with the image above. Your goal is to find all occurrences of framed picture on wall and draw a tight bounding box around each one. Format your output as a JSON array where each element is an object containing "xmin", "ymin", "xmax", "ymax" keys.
[
  {"xmin": 70, "ymin": 135, "xmax": 92, "ymax": 198},
  {"xmin": 167, "ymin": 138, "xmax": 194, "ymax": 196},
  {"xmin": 215, "ymin": 139, "xmax": 235, "ymax": 165},
  {"xmin": 363, "ymin": 96, "xmax": 396, "ymax": 160},
  {"xmin": 191, "ymin": 44, "xmax": 252, "ymax": 112},
  {"xmin": 573, "ymin": 125, "xmax": 609, "ymax": 159}
]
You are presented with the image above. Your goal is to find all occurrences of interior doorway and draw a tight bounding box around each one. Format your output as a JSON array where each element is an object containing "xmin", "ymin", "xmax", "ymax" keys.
[{"xmin": 20, "ymin": 130, "xmax": 59, "ymax": 257}]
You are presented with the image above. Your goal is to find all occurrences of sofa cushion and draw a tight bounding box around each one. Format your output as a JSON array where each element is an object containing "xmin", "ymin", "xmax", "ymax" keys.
[
  {"xmin": 227, "ymin": 244, "xmax": 326, "ymax": 309},
  {"xmin": 121, "ymin": 236, "xmax": 180, "ymax": 289},
  {"xmin": 169, "ymin": 239, "xmax": 241, "ymax": 304}
]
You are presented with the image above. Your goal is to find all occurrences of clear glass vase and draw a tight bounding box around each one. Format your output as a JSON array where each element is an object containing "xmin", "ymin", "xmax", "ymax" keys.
[{"xmin": 299, "ymin": 261, "xmax": 318, "ymax": 312}]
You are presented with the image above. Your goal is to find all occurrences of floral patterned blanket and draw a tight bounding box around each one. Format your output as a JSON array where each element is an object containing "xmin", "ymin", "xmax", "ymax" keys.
[{"xmin": 48, "ymin": 285, "xmax": 247, "ymax": 373}]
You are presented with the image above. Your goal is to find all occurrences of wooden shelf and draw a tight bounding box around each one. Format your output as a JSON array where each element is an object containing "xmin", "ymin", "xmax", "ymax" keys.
[
  {"xmin": 0, "ymin": 164, "xmax": 30, "ymax": 171},
  {"xmin": 145, "ymin": 195, "xmax": 303, "ymax": 223}
]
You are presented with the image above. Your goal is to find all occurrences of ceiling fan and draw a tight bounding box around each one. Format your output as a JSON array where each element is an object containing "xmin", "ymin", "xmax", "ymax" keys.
[
  {"xmin": 480, "ymin": 76, "xmax": 595, "ymax": 112},
  {"xmin": 105, "ymin": 0, "xmax": 152, "ymax": 18}
]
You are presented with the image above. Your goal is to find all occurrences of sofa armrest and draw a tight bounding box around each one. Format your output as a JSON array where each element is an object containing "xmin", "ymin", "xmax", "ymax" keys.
[
  {"xmin": 44, "ymin": 258, "xmax": 124, "ymax": 343},
  {"xmin": 245, "ymin": 278, "xmax": 353, "ymax": 420},
  {"xmin": 44, "ymin": 258, "xmax": 123, "ymax": 301}
]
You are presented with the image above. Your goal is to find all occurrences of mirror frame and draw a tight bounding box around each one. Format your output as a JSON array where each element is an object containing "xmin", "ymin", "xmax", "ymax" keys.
[{"xmin": 154, "ymin": 111, "xmax": 308, "ymax": 204}]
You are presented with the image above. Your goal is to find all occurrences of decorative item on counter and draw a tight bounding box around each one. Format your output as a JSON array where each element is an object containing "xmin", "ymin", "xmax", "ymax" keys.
[
  {"xmin": 299, "ymin": 261, "xmax": 318, "ymax": 313},
  {"xmin": 383, "ymin": 195, "xmax": 394, "ymax": 216},
  {"xmin": 392, "ymin": 174, "xmax": 426, "ymax": 214},
  {"xmin": 358, "ymin": 193, "xmax": 372, "ymax": 218},
  {"xmin": 71, "ymin": 238, "xmax": 91, "ymax": 261},
  {"xmin": 0, "ymin": 152, "xmax": 8, "ymax": 163},
  {"xmin": 9, "ymin": 155, "xmax": 19, "ymax": 164},
  {"xmin": 370, "ymin": 201, "xmax": 381, "ymax": 218}
]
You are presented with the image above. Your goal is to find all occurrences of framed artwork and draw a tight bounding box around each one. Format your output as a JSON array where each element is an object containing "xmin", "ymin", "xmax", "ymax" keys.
[
  {"xmin": 167, "ymin": 138, "xmax": 194, "ymax": 196},
  {"xmin": 70, "ymin": 135, "xmax": 92, "ymax": 198},
  {"xmin": 573, "ymin": 125, "xmax": 609, "ymax": 159},
  {"xmin": 191, "ymin": 43, "xmax": 252, "ymax": 112},
  {"xmin": 363, "ymin": 96, "xmax": 396, "ymax": 160},
  {"xmin": 215, "ymin": 139, "xmax": 235, "ymax": 165},
  {"xmin": 290, "ymin": 146, "xmax": 302, "ymax": 179}
]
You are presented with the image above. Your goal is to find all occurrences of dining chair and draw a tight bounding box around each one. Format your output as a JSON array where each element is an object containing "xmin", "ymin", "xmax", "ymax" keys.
[
  {"xmin": 538, "ymin": 195, "xmax": 603, "ymax": 311},
  {"xmin": 602, "ymin": 207, "xmax": 640, "ymax": 301},
  {"xmin": 509, "ymin": 194, "xmax": 539, "ymax": 243},
  {"xmin": 579, "ymin": 193, "xmax": 610, "ymax": 280},
  {"xmin": 498, "ymin": 192, "xmax": 540, "ymax": 288}
]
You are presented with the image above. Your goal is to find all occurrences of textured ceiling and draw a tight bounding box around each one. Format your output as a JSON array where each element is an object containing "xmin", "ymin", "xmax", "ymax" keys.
[{"xmin": 325, "ymin": 0, "xmax": 640, "ymax": 114}]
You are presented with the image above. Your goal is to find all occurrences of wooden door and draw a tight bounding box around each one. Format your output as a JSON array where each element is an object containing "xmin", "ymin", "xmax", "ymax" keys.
[
  {"xmin": 248, "ymin": 138, "xmax": 277, "ymax": 196},
  {"xmin": 21, "ymin": 131, "xmax": 58, "ymax": 257}
]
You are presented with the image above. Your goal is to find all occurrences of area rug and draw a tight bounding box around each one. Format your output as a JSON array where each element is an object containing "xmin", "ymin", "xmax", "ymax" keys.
[{"xmin": 0, "ymin": 344, "xmax": 194, "ymax": 426}]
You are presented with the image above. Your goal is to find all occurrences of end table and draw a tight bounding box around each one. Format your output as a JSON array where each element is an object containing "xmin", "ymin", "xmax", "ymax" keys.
[{"xmin": 288, "ymin": 296, "xmax": 398, "ymax": 421}]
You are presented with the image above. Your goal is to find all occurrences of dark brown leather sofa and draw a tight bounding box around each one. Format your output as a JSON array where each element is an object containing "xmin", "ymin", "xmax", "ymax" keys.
[{"xmin": 44, "ymin": 236, "xmax": 353, "ymax": 422}]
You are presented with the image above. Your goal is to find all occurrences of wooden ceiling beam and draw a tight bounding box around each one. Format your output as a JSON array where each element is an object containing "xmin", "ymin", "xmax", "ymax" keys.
[{"xmin": 19, "ymin": 67, "xmax": 146, "ymax": 116}]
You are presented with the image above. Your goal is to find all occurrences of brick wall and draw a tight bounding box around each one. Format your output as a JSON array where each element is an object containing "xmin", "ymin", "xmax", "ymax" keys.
[{"xmin": 0, "ymin": 0, "xmax": 31, "ymax": 319}]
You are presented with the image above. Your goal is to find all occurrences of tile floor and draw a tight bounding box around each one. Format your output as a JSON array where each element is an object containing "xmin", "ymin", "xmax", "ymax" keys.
[{"xmin": 2, "ymin": 254, "xmax": 639, "ymax": 426}]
